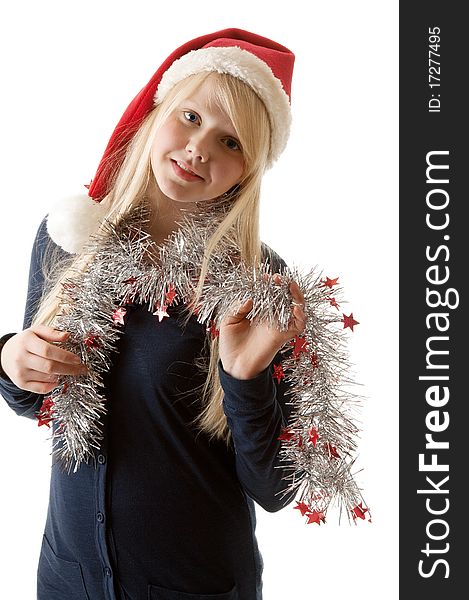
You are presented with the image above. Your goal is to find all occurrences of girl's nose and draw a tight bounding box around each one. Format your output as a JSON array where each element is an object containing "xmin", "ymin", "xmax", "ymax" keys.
[{"xmin": 185, "ymin": 132, "xmax": 210, "ymax": 162}]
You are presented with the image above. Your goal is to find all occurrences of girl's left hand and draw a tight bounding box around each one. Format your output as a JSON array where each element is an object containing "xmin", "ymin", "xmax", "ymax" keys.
[{"xmin": 218, "ymin": 275, "xmax": 306, "ymax": 380}]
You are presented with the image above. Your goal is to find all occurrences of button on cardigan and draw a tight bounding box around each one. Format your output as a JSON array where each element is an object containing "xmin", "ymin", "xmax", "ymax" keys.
[{"xmin": 0, "ymin": 217, "xmax": 297, "ymax": 600}]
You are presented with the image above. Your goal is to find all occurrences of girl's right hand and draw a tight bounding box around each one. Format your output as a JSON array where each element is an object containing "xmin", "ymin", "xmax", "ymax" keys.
[{"xmin": 0, "ymin": 324, "xmax": 88, "ymax": 394}]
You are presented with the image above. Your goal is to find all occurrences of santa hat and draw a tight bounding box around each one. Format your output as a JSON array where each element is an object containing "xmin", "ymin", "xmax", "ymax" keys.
[{"xmin": 47, "ymin": 28, "xmax": 295, "ymax": 253}]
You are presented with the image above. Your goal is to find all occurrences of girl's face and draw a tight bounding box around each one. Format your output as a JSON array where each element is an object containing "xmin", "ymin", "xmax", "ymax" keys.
[{"xmin": 150, "ymin": 78, "xmax": 245, "ymax": 204}]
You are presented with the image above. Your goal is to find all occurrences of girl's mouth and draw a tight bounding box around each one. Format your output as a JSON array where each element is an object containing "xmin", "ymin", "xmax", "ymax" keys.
[{"xmin": 171, "ymin": 159, "xmax": 204, "ymax": 181}]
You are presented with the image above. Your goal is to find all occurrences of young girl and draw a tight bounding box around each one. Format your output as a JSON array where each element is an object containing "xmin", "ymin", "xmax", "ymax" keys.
[{"xmin": 0, "ymin": 28, "xmax": 305, "ymax": 600}]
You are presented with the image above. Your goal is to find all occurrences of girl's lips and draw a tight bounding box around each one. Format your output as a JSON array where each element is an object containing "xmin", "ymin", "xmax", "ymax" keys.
[{"xmin": 171, "ymin": 159, "xmax": 204, "ymax": 182}]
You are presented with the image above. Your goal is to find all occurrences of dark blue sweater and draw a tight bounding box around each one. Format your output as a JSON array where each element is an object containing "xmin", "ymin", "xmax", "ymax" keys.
[{"xmin": 0, "ymin": 218, "xmax": 297, "ymax": 600}]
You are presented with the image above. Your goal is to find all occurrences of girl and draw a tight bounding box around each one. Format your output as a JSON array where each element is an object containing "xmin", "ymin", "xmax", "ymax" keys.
[{"xmin": 0, "ymin": 28, "xmax": 305, "ymax": 600}]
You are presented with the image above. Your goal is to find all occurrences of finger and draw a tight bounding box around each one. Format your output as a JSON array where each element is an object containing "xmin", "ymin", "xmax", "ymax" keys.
[
  {"xmin": 262, "ymin": 272, "xmax": 282, "ymax": 284},
  {"xmin": 25, "ymin": 351, "xmax": 88, "ymax": 377},
  {"xmin": 223, "ymin": 299, "xmax": 253, "ymax": 325},
  {"xmin": 26, "ymin": 335, "xmax": 83, "ymax": 366},
  {"xmin": 22, "ymin": 380, "xmax": 61, "ymax": 395},
  {"xmin": 289, "ymin": 281, "xmax": 305, "ymax": 304},
  {"xmin": 24, "ymin": 369, "xmax": 62, "ymax": 384},
  {"xmin": 288, "ymin": 304, "xmax": 306, "ymax": 333},
  {"xmin": 30, "ymin": 324, "xmax": 71, "ymax": 343}
]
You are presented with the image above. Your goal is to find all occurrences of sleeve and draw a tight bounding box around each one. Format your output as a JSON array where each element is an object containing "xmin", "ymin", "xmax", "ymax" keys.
[
  {"xmin": 0, "ymin": 216, "xmax": 66, "ymax": 419},
  {"xmin": 219, "ymin": 356, "xmax": 297, "ymax": 513},
  {"xmin": 219, "ymin": 242, "xmax": 299, "ymax": 513}
]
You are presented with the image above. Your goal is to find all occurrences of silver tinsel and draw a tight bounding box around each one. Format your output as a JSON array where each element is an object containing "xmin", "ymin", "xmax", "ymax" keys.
[{"xmin": 37, "ymin": 199, "xmax": 369, "ymax": 524}]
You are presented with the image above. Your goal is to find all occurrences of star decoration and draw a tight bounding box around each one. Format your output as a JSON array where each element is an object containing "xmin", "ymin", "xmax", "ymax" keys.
[
  {"xmin": 290, "ymin": 335, "xmax": 308, "ymax": 358},
  {"xmin": 165, "ymin": 283, "xmax": 178, "ymax": 306},
  {"xmin": 309, "ymin": 427, "xmax": 319, "ymax": 446},
  {"xmin": 84, "ymin": 334, "xmax": 101, "ymax": 350},
  {"xmin": 36, "ymin": 397, "xmax": 55, "ymax": 428},
  {"xmin": 327, "ymin": 296, "xmax": 339, "ymax": 310},
  {"xmin": 207, "ymin": 320, "xmax": 219, "ymax": 339},
  {"xmin": 321, "ymin": 276, "xmax": 339, "ymax": 289},
  {"xmin": 351, "ymin": 503, "xmax": 369, "ymax": 520},
  {"xmin": 342, "ymin": 313, "xmax": 359, "ymax": 331},
  {"xmin": 325, "ymin": 443, "xmax": 340, "ymax": 459},
  {"xmin": 112, "ymin": 306, "xmax": 127, "ymax": 326},
  {"xmin": 310, "ymin": 352, "xmax": 319, "ymax": 369},
  {"xmin": 294, "ymin": 501, "xmax": 311, "ymax": 516},
  {"xmin": 153, "ymin": 304, "xmax": 170, "ymax": 322},
  {"xmin": 36, "ymin": 414, "xmax": 53, "ymax": 428},
  {"xmin": 278, "ymin": 426, "xmax": 295, "ymax": 441},
  {"xmin": 273, "ymin": 363, "xmax": 285, "ymax": 383},
  {"xmin": 306, "ymin": 510, "xmax": 326, "ymax": 525}
]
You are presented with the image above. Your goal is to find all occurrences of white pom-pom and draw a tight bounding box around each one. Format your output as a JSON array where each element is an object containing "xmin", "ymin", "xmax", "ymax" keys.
[{"xmin": 46, "ymin": 195, "xmax": 108, "ymax": 254}]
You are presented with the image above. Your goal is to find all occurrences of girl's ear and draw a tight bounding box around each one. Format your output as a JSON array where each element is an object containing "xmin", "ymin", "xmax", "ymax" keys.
[{"xmin": 46, "ymin": 194, "xmax": 108, "ymax": 254}]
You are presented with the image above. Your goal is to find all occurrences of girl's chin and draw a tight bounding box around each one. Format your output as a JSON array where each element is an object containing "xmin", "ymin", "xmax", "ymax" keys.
[{"xmin": 158, "ymin": 187, "xmax": 216, "ymax": 205}]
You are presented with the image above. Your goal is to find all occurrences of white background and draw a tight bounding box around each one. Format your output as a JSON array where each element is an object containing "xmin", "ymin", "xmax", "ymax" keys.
[{"xmin": 0, "ymin": 1, "xmax": 398, "ymax": 598}]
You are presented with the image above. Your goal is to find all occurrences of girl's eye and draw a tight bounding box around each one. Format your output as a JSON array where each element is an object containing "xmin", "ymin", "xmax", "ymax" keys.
[
  {"xmin": 183, "ymin": 111, "xmax": 199, "ymax": 124},
  {"xmin": 224, "ymin": 138, "xmax": 240, "ymax": 151}
]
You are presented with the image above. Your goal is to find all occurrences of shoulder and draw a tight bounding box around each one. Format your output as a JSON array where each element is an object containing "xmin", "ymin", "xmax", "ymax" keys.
[
  {"xmin": 261, "ymin": 242, "xmax": 289, "ymax": 273},
  {"xmin": 30, "ymin": 214, "xmax": 72, "ymax": 276},
  {"xmin": 45, "ymin": 194, "xmax": 107, "ymax": 254}
]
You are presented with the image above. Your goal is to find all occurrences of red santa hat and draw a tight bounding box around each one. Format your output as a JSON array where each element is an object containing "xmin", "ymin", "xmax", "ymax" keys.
[{"xmin": 47, "ymin": 28, "xmax": 295, "ymax": 253}]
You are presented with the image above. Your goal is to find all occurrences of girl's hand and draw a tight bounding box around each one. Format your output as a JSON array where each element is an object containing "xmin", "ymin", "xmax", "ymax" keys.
[
  {"xmin": 0, "ymin": 324, "xmax": 88, "ymax": 394},
  {"xmin": 218, "ymin": 275, "xmax": 306, "ymax": 380}
]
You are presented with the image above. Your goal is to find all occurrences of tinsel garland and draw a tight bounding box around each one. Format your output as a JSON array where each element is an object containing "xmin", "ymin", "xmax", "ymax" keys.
[{"xmin": 36, "ymin": 199, "xmax": 369, "ymax": 525}]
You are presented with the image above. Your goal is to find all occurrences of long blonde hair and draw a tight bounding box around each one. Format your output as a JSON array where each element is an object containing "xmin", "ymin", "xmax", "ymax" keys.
[{"xmin": 33, "ymin": 70, "xmax": 272, "ymax": 445}]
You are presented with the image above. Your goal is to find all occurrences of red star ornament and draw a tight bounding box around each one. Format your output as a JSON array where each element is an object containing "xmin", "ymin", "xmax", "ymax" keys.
[
  {"xmin": 306, "ymin": 510, "xmax": 326, "ymax": 525},
  {"xmin": 321, "ymin": 276, "xmax": 339, "ymax": 289},
  {"xmin": 273, "ymin": 363, "xmax": 285, "ymax": 384},
  {"xmin": 165, "ymin": 283, "xmax": 177, "ymax": 306},
  {"xmin": 36, "ymin": 414, "xmax": 53, "ymax": 428},
  {"xmin": 41, "ymin": 397, "xmax": 54, "ymax": 412},
  {"xmin": 310, "ymin": 352, "xmax": 319, "ymax": 369},
  {"xmin": 352, "ymin": 503, "xmax": 369, "ymax": 520},
  {"xmin": 112, "ymin": 306, "xmax": 127, "ymax": 326},
  {"xmin": 294, "ymin": 501, "xmax": 311, "ymax": 517},
  {"xmin": 290, "ymin": 335, "xmax": 308, "ymax": 358},
  {"xmin": 325, "ymin": 442, "xmax": 340, "ymax": 459},
  {"xmin": 309, "ymin": 427, "xmax": 319, "ymax": 446},
  {"xmin": 277, "ymin": 427, "xmax": 295, "ymax": 442},
  {"xmin": 342, "ymin": 313, "xmax": 360, "ymax": 332},
  {"xmin": 84, "ymin": 334, "xmax": 101, "ymax": 350},
  {"xmin": 327, "ymin": 297, "xmax": 339, "ymax": 310},
  {"xmin": 153, "ymin": 304, "xmax": 170, "ymax": 322},
  {"xmin": 36, "ymin": 397, "xmax": 54, "ymax": 427}
]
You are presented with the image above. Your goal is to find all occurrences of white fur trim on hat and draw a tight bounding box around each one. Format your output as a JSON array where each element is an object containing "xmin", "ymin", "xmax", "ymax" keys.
[
  {"xmin": 46, "ymin": 195, "xmax": 108, "ymax": 254},
  {"xmin": 154, "ymin": 46, "xmax": 291, "ymax": 167}
]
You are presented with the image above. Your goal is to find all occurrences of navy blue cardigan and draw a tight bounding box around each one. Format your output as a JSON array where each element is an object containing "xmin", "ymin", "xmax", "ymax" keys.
[{"xmin": 0, "ymin": 218, "xmax": 297, "ymax": 600}]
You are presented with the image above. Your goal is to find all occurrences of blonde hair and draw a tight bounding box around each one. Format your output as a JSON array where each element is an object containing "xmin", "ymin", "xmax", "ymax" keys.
[{"xmin": 33, "ymin": 70, "xmax": 272, "ymax": 445}]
